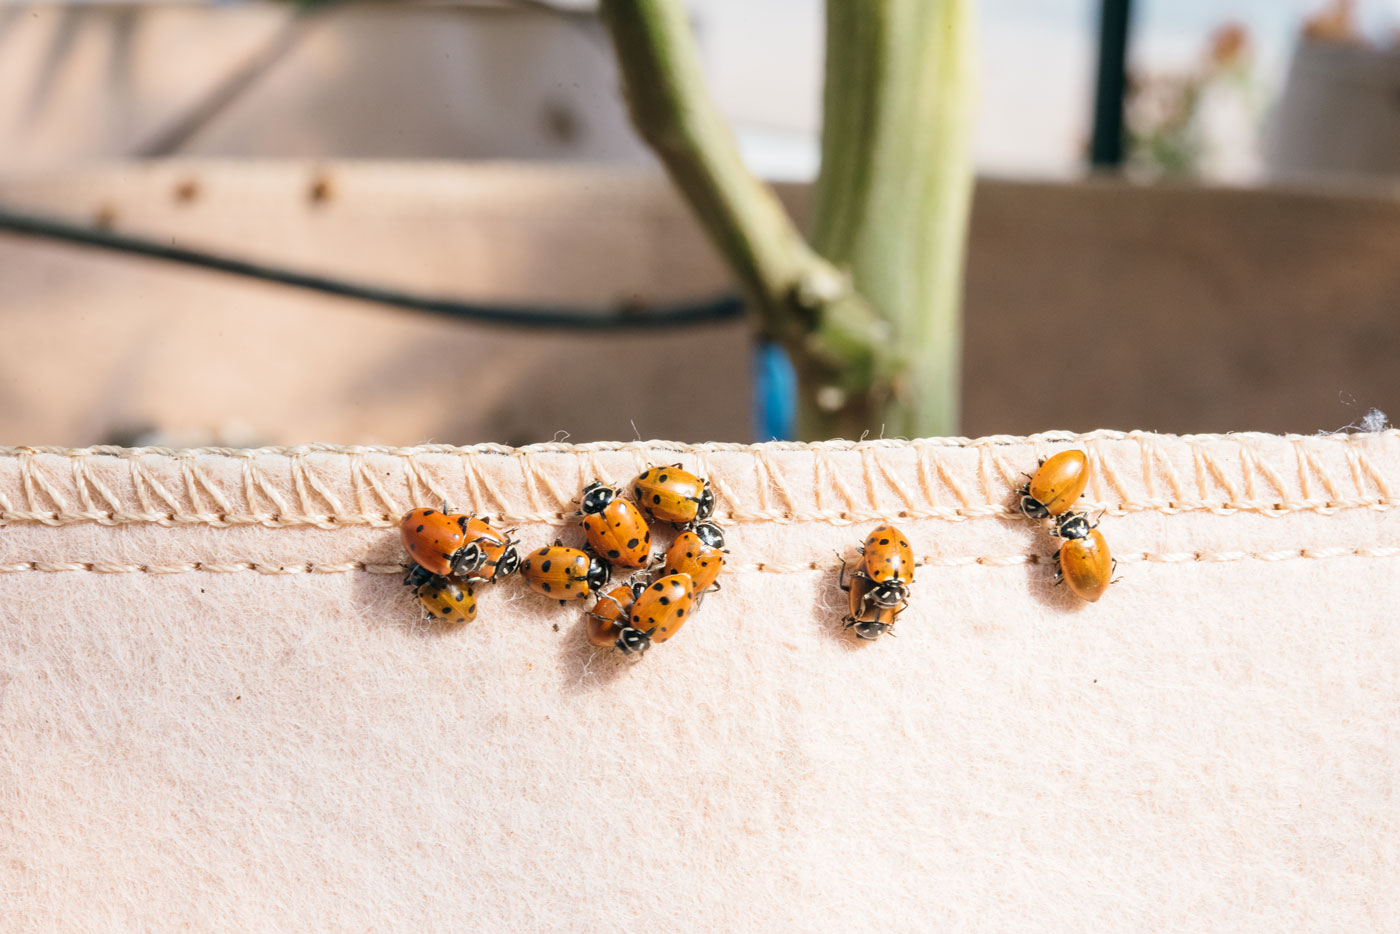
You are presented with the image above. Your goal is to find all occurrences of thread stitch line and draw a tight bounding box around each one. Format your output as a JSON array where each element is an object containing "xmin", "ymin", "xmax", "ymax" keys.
[
  {"xmin": 1, "ymin": 546, "xmax": 1396, "ymax": 575},
  {"xmin": 0, "ymin": 433, "xmax": 1392, "ymax": 530}
]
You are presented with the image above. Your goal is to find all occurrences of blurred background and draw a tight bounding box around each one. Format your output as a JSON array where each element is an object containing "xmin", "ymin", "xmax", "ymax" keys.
[{"xmin": 0, "ymin": 0, "xmax": 1397, "ymax": 444}]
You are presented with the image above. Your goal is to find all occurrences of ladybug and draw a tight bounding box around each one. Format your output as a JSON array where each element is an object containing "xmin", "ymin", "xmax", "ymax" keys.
[
  {"xmin": 400, "ymin": 507, "xmax": 485, "ymax": 578},
  {"xmin": 849, "ymin": 523, "xmax": 913, "ymax": 614},
  {"xmin": 839, "ymin": 570, "xmax": 901, "ymax": 641},
  {"xmin": 412, "ymin": 575, "xmax": 477, "ymax": 624},
  {"xmin": 661, "ymin": 521, "xmax": 726, "ymax": 595},
  {"xmin": 578, "ymin": 481, "xmax": 653, "ymax": 569},
  {"xmin": 632, "ymin": 464, "xmax": 714, "ymax": 527},
  {"xmin": 520, "ymin": 542, "xmax": 611, "ymax": 603},
  {"xmin": 1049, "ymin": 511, "xmax": 1114, "ymax": 602},
  {"xmin": 586, "ymin": 581, "xmax": 647, "ymax": 651},
  {"xmin": 616, "ymin": 573, "xmax": 695, "ymax": 655},
  {"xmin": 1018, "ymin": 449, "xmax": 1090, "ymax": 520},
  {"xmin": 457, "ymin": 516, "xmax": 520, "ymax": 583}
]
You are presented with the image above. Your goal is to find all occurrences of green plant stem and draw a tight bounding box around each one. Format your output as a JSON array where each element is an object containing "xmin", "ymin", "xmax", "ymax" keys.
[
  {"xmin": 598, "ymin": 0, "xmax": 896, "ymax": 402},
  {"xmin": 809, "ymin": 0, "xmax": 976, "ymax": 439}
]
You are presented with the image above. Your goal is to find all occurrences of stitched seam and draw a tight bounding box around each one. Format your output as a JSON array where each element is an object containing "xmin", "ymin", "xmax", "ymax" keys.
[
  {"xmin": 1, "ymin": 547, "xmax": 1397, "ymax": 575},
  {"xmin": 0, "ymin": 433, "xmax": 1393, "ymax": 529},
  {"xmin": 0, "ymin": 498, "xmax": 1393, "ymax": 529}
]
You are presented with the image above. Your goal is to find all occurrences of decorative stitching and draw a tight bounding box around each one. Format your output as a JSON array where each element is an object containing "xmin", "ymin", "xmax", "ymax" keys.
[
  {"xmin": 0, "ymin": 432, "xmax": 1392, "ymax": 530},
  {"xmin": 0, "ymin": 547, "xmax": 1396, "ymax": 575}
]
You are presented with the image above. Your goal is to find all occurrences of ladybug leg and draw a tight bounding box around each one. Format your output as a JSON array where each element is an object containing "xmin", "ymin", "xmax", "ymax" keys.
[
  {"xmin": 1052, "ymin": 549, "xmax": 1065, "ymax": 585},
  {"xmin": 587, "ymin": 591, "xmax": 629, "ymax": 623},
  {"xmin": 837, "ymin": 555, "xmax": 852, "ymax": 593}
]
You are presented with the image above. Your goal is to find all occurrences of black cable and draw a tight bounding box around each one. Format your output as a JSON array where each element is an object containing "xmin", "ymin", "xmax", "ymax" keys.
[{"xmin": 0, "ymin": 206, "xmax": 746, "ymax": 331}]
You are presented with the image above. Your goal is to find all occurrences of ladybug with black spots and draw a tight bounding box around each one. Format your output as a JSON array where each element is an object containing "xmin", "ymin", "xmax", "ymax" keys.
[
  {"xmin": 411, "ymin": 575, "xmax": 477, "ymax": 624},
  {"xmin": 632, "ymin": 464, "xmax": 714, "ymax": 527},
  {"xmin": 400, "ymin": 506, "xmax": 486, "ymax": 578},
  {"xmin": 615, "ymin": 573, "xmax": 695, "ymax": 656},
  {"xmin": 661, "ymin": 521, "xmax": 726, "ymax": 596},
  {"xmin": 520, "ymin": 541, "xmax": 611, "ymax": 604},
  {"xmin": 577, "ymin": 480, "xmax": 653, "ymax": 569},
  {"xmin": 852, "ymin": 523, "xmax": 914, "ymax": 614},
  {"xmin": 456, "ymin": 515, "xmax": 520, "ymax": 583}
]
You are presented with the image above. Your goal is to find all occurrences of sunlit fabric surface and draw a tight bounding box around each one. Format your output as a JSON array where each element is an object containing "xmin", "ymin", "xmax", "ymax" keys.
[{"xmin": 1, "ymin": 432, "xmax": 1397, "ymax": 931}]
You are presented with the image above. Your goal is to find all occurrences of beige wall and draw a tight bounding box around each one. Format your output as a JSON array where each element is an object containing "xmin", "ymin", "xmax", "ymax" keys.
[{"xmin": 0, "ymin": 162, "xmax": 1396, "ymax": 444}]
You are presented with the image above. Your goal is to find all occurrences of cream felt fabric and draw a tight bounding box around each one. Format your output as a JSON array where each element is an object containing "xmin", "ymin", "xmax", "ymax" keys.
[{"xmin": 1, "ymin": 432, "xmax": 1398, "ymax": 931}]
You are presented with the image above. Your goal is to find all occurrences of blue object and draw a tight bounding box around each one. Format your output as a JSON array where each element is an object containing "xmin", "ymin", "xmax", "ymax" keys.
[{"xmin": 753, "ymin": 340, "xmax": 796, "ymax": 441}]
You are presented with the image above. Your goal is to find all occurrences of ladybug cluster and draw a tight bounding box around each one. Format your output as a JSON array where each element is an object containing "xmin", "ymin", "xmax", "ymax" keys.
[
  {"xmin": 838, "ymin": 523, "xmax": 914, "ymax": 640},
  {"xmin": 400, "ymin": 506, "xmax": 520, "ymax": 623},
  {"xmin": 575, "ymin": 464, "xmax": 725, "ymax": 657},
  {"xmin": 397, "ymin": 464, "xmax": 722, "ymax": 657},
  {"xmin": 1017, "ymin": 449, "xmax": 1115, "ymax": 602}
]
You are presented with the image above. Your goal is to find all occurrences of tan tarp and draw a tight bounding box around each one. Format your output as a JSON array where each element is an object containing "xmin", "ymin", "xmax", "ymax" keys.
[{"xmin": 1, "ymin": 432, "xmax": 1396, "ymax": 929}]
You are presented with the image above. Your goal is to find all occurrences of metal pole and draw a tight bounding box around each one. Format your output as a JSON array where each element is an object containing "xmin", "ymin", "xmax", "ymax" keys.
[{"xmin": 1090, "ymin": 0, "xmax": 1133, "ymax": 168}]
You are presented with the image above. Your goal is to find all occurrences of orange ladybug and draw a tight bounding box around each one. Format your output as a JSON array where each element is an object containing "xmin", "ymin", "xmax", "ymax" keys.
[
  {"xmin": 839, "ymin": 570, "xmax": 901, "ymax": 641},
  {"xmin": 586, "ymin": 581, "xmax": 646, "ymax": 650},
  {"xmin": 578, "ymin": 481, "xmax": 653, "ymax": 569},
  {"xmin": 457, "ymin": 515, "xmax": 520, "ymax": 583},
  {"xmin": 400, "ymin": 507, "xmax": 484, "ymax": 578},
  {"xmin": 1049, "ymin": 512, "xmax": 1114, "ymax": 602},
  {"xmin": 617, "ymin": 573, "xmax": 695, "ymax": 655},
  {"xmin": 413, "ymin": 575, "xmax": 477, "ymax": 624},
  {"xmin": 1018, "ymin": 450, "xmax": 1090, "ymax": 520},
  {"xmin": 632, "ymin": 464, "xmax": 714, "ymax": 527},
  {"xmin": 520, "ymin": 542, "xmax": 610, "ymax": 603},
  {"xmin": 661, "ymin": 521, "xmax": 726, "ymax": 595},
  {"xmin": 849, "ymin": 523, "xmax": 913, "ymax": 615}
]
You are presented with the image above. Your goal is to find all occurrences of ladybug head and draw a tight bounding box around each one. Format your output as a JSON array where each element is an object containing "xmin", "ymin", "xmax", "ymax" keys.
[
  {"xmin": 615, "ymin": 626, "xmax": 651, "ymax": 656},
  {"xmin": 585, "ymin": 554, "xmax": 612, "ymax": 592},
  {"xmin": 495, "ymin": 545, "xmax": 521, "ymax": 579},
  {"xmin": 693, "ymin": 522, "xmax": 725, "ymax": 550},
  {"xmin": 402, "ymin": 563, "xmax": 434, "ymax": 590},
  {"xmin": 852, "ymin": 620, "xmax": 891, "ymax": 641},
  {"xmin": 450, "ymin": 541, "xmax": 488, "ymax": 577},
  {"xmin": 1019, "ymin": 494, "xmax": 1050, "ymax": 520},
  {"xmin": 1055, "ymin": 513, "xmax": 1091, "ymax": 540},
  {"xmin": 868, "ymin": 579, "xmax": 908, "ymax": 609},
  {"xmin": 580, "ymin": 481, "xmax": 616, "ymax": 515},
  {"xmin": 695, "ymin": 484, "xmax": 716, "ymax": 521}
]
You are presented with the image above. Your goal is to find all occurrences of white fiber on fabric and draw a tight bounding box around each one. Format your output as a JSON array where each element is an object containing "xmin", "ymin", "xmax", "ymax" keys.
[{"xmin": 1, "ymin": 431, "xmax": 1397, "ymax": 931}]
